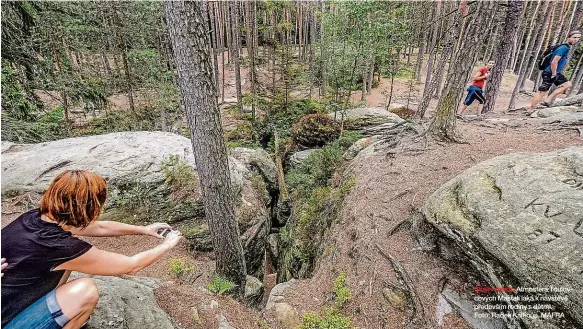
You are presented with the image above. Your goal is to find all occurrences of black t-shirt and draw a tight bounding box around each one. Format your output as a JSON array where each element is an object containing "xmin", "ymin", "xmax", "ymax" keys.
[{"xmin": 1, "ymin": 209, "xmax": 92, "ymax": 327}]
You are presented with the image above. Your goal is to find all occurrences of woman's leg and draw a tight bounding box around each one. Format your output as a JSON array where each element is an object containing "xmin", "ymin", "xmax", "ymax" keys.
[{"xmin": 56, "ymin": 278, "xmax": 99, "ymax": 329}]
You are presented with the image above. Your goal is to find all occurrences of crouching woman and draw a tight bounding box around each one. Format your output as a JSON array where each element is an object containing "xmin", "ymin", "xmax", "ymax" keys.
[{"xmin": 1, "ymin": 170, "xmax": 182, "ymax": 329}]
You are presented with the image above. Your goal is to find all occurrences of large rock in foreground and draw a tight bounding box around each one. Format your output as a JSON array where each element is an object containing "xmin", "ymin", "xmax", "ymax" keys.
[
  {"xmin": 327, "ymin": 107, "xmax": 403, "ymax": 129},
  {"xmin": 75, "ymin": 275, "xmax": 175, "ymax": 329},
  {"xmin": 422, "ymin": 147, "xmax": 583, "ymax": 328},
  {"xmin": 1, "ymin": 132, "xmax": 276, "ymax": 278}
]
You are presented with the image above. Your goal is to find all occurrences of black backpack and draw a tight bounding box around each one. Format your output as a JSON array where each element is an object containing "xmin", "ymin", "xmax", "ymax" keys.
[{"xmin": 538, "ymin": 43, "xmax": 568, "ymax": 70}]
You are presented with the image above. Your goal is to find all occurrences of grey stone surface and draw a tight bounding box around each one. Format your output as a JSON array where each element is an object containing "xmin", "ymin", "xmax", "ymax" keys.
[
  {"xmin": 71, "ymin": 274, "xmax": 175, "ymax": 329},
  {"xmin": 244, "ymin": 275, "xmax": 265, "ymax": 307},
  {"xmin": 343, "ymin": 136, "xmax": 381, "ymax": 161},
  {"xmin": 441, "ymin": 286, "xmax": 506, "ymax": 329},
  {"xmin": 327, "ymin": 107, "xmax": 404, "ymax": 129},
  {"xmin": 218, "ymin": 314, "xmax": 237, "ymax": 329},
  {"xmin": 266, "ymin": 279, "xmax": 296, "ymax": 310},
  {"xmin": 230, "ymin": 147, "xmax": 277, "ymax": 193},
  {"xmin": 541, "ymin": 111, "xmax": 583, "ymax": 126},
  {"xmin": 290, "ymin": 149, "xmax": 318, "ymax": 166},
  {"xmin": 535, "ymin": 106, "xmax": 581, "ymax": 118},
  {"xmin": 422, "ymin": 147, "xmax": 583, "ymax": 328}
]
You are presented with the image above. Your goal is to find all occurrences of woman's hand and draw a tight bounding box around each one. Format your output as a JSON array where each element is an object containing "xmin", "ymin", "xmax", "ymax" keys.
[
  {"xmin": 1, "ymin": 258, "xmax": 7, "ymax": 277},
  {"xmin": 162, "ymin": 230, "xmax": 182, "ymax": 249},
  {"xmin": 144, "ymin": 223, "xmax": 172, "ymax": 238}
]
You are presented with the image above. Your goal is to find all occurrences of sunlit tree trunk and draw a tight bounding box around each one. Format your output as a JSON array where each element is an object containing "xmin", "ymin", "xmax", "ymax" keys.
[{"xmin": 164, "ymin": 0, "xmax": 247, "ymax": 297}]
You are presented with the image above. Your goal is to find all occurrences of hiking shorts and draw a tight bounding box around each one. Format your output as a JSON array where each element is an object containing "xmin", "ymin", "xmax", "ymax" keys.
[
  {"xmin": 538, "ymin": 72, "xmax": 568, "ymax": 92},
  {"xmin": 463, "ymin": 88, "xmax": 485, "ymax": 106},
  {"xmin": 5, "ymin": 289, "xmax": 69, "ymax": 329}
]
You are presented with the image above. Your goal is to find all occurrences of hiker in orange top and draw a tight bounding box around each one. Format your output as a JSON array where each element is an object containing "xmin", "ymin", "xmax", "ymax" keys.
[
  {"xmin": 1, "ymin": 170, "xmax": 183, "ymax": 329},
  {"xmin": 457, "ymin": 61, "xmax": 494, "ymax": 119},
  {"xmin": 457, "ymin": 60, "xmax": 495, "ymax": 118}
]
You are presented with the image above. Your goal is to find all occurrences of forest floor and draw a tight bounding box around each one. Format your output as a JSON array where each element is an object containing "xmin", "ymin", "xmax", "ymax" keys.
[{"xmin": 3, "ymin": 60, "xmax": 582, "ymax": 329}]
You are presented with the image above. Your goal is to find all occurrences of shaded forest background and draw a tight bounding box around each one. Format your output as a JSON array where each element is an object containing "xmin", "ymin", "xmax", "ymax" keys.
[{"xmin": 2, "ymin": 0, "xmax": 582, "ymax": 144}]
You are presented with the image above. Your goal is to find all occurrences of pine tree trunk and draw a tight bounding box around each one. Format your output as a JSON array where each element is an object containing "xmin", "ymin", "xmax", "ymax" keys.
[
  {"xmin": 210, "ymin": 2, "xmax": 221, "ymax": 98},
  {"xmin": 111, "ymin": 2, "xmax": 135, "ymax": 114},
  {"xmin": 418, "ymin": 3, "xmax": 452, "ymax": 118},
  {"xmin": 422, "ymin": 1, "xmax": 441, "ymax": 100},
  {"xmin": 569, "ymin": 52, "xmax": 583, "ymax": 96},
  {"xmin": 245, "ymin": 1, "xmax": 257, "ymax": 120},
  {"xmin": 431, "ymin": 1, "xmax": 489, "ymax": 140},
  {"xmin": 482, "ymin": 0, "xmax": 524, "ymax": 114},
  {"xmin": 319, "ymin": 0, "xmax": 327, "ymax": 97},
  {"xmin": 367, "ymin": 56, "xmax": 375, "ymax": 94},
  {"xmin": 309, "ymin": 8, "xmax": 316, "ymax": 98},
  {"xmin": 415, "ymin": 27, "xmax": 426, "ymax": 83},
  {"xmin": 164, "ymin": 0, "xmax": 247, "ymax": 296},
  {"xmin": 229, "ymin": 1, "xmax": 242, "ymax": 111},
  {"xmin": 508, "ymin": 0, "xmax": 542, "ymax": 110},
  {"xmin": 551, "ymin": 0, "xmax": 570, "ymax": 45},
  {"xmin": 521, "ymin": 1, "xmax": 551, "ymax": 91}
]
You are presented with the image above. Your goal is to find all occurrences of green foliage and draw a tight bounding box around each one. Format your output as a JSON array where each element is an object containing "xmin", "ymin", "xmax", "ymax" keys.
[
  {"xmin": 282, "ymin": 133, "xmax": 359, "ymax": 277},
  {"xmin": 1, "ymin": 60, "xmax": 40, "ymax": 121},
  {"xmin": 287, "ymin": 133, "xmax": 361, "ymax": 199},
  {"xmin": 256, "ymin": 320, "xmax": 270, "ymax": 329},
  {"xmin": 161, "ymin": 154, "xmax": 198, "ymax": 190},
  {"xmin": 291, "ymin": 113, "xmax": 341, "ymax": 148},
  {"xmin": 2, "ymin": 107, "xmax": 65, "ymax": 143},
  {"xmin": 299, "ymin": 309, "xmax": 355, "ymax": 329},
  {"xmin": 299, "ymin": 274, "xmax": 355, "ymax": 329},
  {"xmin": 168, "ymin": 257, "xmax": 195, "ymax": 277},
  {"xmin": 254, "ymin": 98, "xmax": 328, "ymax": 151},
  {"xmin": 207, "ymin": 275, "xmax": 236, "ymax": 295},
  {"xmin": 109, "ymin": 184, "xmax": 150, "ymax": 211},
  {"xmin": 71, "ymin": 106, "xmax": 167, "ymax": 137},
  {"xmin": 332, "ymin": 273, "xmax": 352, "ymax": 309}
]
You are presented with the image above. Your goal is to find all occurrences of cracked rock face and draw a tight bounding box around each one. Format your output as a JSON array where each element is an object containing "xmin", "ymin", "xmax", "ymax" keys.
[{"xmin": 422, "ymin": 147, "xmax": 583, "ymax": 328}]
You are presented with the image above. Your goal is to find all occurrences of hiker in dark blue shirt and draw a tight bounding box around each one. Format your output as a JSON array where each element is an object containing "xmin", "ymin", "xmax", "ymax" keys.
[{"xmin": 529, "ymin": 30, "xmax": 581, "ymax": 114}]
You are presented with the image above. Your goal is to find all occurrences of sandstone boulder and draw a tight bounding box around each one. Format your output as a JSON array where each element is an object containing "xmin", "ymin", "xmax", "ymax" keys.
[{"xmin": 422, "ymin": 147, "xmax": 583, "ymax": 328}]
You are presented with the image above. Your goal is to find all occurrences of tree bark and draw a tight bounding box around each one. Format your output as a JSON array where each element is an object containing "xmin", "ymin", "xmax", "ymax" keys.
[
  {"xmin": 164, "ymin": 0, "xmax": 247, "ymax": 296},
  {"xmin": 319, "ymin": 0, "xmax": 327, "ymax": 97},
  {"xmin": 245, "ymin": 1, "xmax": 256, "ymax": 120},
  {"xmin": 415, "ymin": 23, "xmax": 426, "ymax": 83},
  {"xmin": 229, "ymin": 1, "xmax": 242, "ymax": 111},
  {"xmin": 431, "ymin": 1, "xmax": 488, "ymax": 140},
  {"xmin": 111, "ymin": 2, "xmax": 135, "ymax": 114},
  {"xmin": 507, "ymin": 0, "xmax": 542, "ymax": 110},
  {"xmin": 482, "ymin": 0, "xmax": 524, "ymax": 114},
  {"xmin": 522, "ymin": 1, "xmax": 552, "ymax": 91}
]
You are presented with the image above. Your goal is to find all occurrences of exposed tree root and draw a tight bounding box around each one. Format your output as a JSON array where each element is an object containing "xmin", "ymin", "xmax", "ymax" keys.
[{"xmin": 375, "ymin": 243, "xmax": 426, "ymax": 328}]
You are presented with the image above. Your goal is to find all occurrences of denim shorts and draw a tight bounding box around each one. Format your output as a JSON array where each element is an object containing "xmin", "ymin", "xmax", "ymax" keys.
[{"xmin": 5, "ymin": 289, "xmax": 69, "ymax": 329}]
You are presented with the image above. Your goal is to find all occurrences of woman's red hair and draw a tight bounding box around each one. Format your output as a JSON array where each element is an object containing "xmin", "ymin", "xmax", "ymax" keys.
[{"xmin": 40, "ymin": 170, "xmax": 107, "ymax": 228}]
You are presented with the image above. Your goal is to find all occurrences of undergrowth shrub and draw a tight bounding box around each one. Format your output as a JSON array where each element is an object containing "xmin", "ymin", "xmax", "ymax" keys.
[
  {"xmin": 291, "ymin": 113, "xmax": 340, "ymax": 148},
  {"xmin": 207, "ymin": 275, "xmax": 236, "ymax": 295},
  {"xmin": 299, "ymin": 274, "xmax": 355, "ymax": 329},
  {"xmin": 333, "ymin": 272, "xmax": 351, "ymax": 309},
  {"xmin": 299, "ymin": 310, "xmax": 355, "ymax": 329},
  {"xmin": 389, "ymin": 106, "xmax": 416, "ymax": 119},
  {"xmin": 2, "ymin": 107, "xmax": 65, "ymax": 143},
  {"xmin": 168, "ymin": 257, "xmax": 195, "ymax": 277},
  {"xmin": 280, "ymin": 132, "xmax": 360, "ymax": 279}
]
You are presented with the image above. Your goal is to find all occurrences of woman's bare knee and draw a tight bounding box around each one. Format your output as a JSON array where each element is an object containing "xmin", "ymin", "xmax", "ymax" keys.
[{"xmin": 56, "ymin": 278, "xmax": 99, "ymax": 319}]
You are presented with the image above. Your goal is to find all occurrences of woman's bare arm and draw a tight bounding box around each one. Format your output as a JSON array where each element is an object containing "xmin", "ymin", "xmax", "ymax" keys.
[
  {"xmin": 54, "ymin": 231, "xmax": 182, "ymax": 275},
  {"xmin": 69, "ymin": 221, "xmax": 170, "ymax": 238}
]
